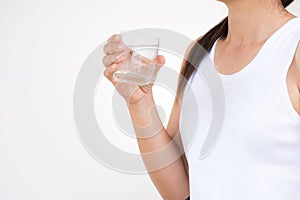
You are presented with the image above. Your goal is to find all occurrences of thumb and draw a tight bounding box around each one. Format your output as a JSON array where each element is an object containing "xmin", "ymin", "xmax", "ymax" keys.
[{"xmin": 155, "ymin": 55, "xmax": 165, "ymax": 67}]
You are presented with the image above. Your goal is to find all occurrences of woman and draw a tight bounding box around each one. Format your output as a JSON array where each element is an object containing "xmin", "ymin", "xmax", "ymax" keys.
[{"xmin": 102, "ymin": 0, "xmax": 300, "ymax": 199}]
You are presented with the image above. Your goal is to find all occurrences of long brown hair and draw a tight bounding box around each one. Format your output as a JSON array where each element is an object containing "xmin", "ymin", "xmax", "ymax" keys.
[{"xmin": 176, "ymin": 0, "xmax": 295, "ymax": 98}]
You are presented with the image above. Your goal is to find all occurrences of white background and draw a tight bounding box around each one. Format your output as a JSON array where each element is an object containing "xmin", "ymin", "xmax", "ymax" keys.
[{"xmin": 0, "ymin": 0, "xmax": 299, "ymax": 199}]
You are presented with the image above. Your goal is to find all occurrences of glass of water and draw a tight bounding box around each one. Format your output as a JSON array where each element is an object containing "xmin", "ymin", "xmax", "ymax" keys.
[{"xmin": 113, "ymin": 30, "xmax": 159, "ymax": 85}]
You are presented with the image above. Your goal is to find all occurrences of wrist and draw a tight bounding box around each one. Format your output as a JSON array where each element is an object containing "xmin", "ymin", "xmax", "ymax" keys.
[{"xmin": 127, "ymin": 91, "xmax": 154, "ymax": 109}]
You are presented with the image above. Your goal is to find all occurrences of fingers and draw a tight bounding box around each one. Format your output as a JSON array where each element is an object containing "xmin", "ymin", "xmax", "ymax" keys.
[
  {"xmin": 102, "ymin": 54, "xmax": 115, "ymax": 67},
  {"xmin": 104, "ymin": 43, "xmax": 126, "ymax": 55},
  {"xmin": 103, "ymin": 34, "xmax": 128, "ymax": 68},
  {"xmin": 102, "ymin": 53, "xmax": 127, "ymax": 67},
  {"xmin": 103, "ymin": 64, "xmax": 119, "ymax": 85},
  {"xmin": 107, "ymin": 34, "xmax": 122, "ymax": 43}
]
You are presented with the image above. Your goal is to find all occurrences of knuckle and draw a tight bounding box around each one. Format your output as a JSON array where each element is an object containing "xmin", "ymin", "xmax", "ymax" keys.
[
  {"xmin": 108, "ymin": 56, "xmax": 115, "ymax": 66},
  {"xmin": 107, "ymin": 35, "xmax": 114, "ymax": 43},
  {"xmin": 110, "ymin": 34, "xmax": 117, "ymax": 39},
  {"xmin": 111, "ymin": 79, "xmax": 117, "ymax": 85},
  {"xmin": 112, "ymin": 34, "xmax": 120, "ymax": 41},
  {"xmin": 110, "ymin": 44, "xmax": 119, "ymax": 54},
  {"xmin": 103, "ymin": 43, "xmax": 110, "ymax": 54},
  {"xmin": 108, "ymin": 34, "xmax": 119, "ymax": 43},
  {"xmin": 102, "ymin": 56, "xmax": 108, "ymax": 66},
  {"xmin": 103, "ymin": 69, "xmax": 109, "ymax": 78}
]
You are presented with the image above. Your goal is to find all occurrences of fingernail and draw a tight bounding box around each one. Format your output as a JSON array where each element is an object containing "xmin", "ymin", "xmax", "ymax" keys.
[
  {"xmin": 115, "ymin": 55, "xmax": 124, "ymax": 61},
  {"xmin": 115, "ymin": 35, "xmax": 121, "ymax": 41},
  {"xmin": 117, "ymin": 44, "xmax": 124, "ymax": 49}
]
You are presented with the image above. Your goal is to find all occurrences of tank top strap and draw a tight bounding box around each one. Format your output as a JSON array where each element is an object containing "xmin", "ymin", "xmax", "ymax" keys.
[
  {"xmin": 274, "ymin": 18, "xmax": 300, "ymax": 121},
  {"xmin": 254, "ymin": 18, "xmax": 300, "ymax": 73}
]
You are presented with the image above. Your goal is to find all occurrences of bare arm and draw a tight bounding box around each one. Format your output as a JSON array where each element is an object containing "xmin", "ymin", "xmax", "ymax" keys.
[
  {"xmin": 127, "ymin": 38, "xmax": 200, "ymax": 199},
  {"xmin": 103, "ymin": 34, "xmax": 200, "ymax": 200},
  {"xmin": 128, "ymin": 92, "xmax": 189, "ymax": 200}
]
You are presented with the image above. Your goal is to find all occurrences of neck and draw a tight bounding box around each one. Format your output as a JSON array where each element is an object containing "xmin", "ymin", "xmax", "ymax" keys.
[{"xmin": 224, "ymin": 0, "xmax": 295, "ymax": 45}]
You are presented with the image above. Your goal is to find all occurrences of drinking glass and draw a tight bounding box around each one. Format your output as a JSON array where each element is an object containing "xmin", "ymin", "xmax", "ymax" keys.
[{"xmin": 113, "ymin": 31, "xmax": 159, "ymax": 85}]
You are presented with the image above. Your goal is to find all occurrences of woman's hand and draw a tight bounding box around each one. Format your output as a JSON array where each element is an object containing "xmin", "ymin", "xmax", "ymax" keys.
[{"xmin": 102, "ymin": 34, "xmax": 165, "ymax": 105}]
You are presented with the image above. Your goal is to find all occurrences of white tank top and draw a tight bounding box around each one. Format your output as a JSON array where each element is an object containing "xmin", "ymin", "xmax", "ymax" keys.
[{"xmin": 180, "ymin": 17, "xmax": 300, "ymax": 200}]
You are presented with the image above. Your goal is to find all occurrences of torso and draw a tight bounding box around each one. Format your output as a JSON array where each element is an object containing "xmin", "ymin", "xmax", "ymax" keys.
[
  {"xmin": 180, "ymin": 17, "xmax": 300, "ymax": 200},
  {"xmin": 214, "ymin": 30, "xmax": 300, "ymax": 115}
]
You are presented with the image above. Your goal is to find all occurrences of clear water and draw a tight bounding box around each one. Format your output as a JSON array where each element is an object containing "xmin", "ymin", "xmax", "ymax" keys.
[{"xmin": 113, "ymin": 71, "xmax": 150, "ymax": 85}]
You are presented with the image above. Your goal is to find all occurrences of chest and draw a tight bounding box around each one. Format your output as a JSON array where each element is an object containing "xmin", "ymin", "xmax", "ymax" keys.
[
  {"xmin": 214, "ymin": 41, "xmax": 264, "ymax": 75},
  {"xmin": 214, "ymin": 39, "xmax": 300, "ymax": 115}
]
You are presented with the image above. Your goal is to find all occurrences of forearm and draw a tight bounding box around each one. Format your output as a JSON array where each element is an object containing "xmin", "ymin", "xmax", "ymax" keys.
[{"xmin": 128, "ymin": 93, "xmax": 189, "ymax": 200}]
